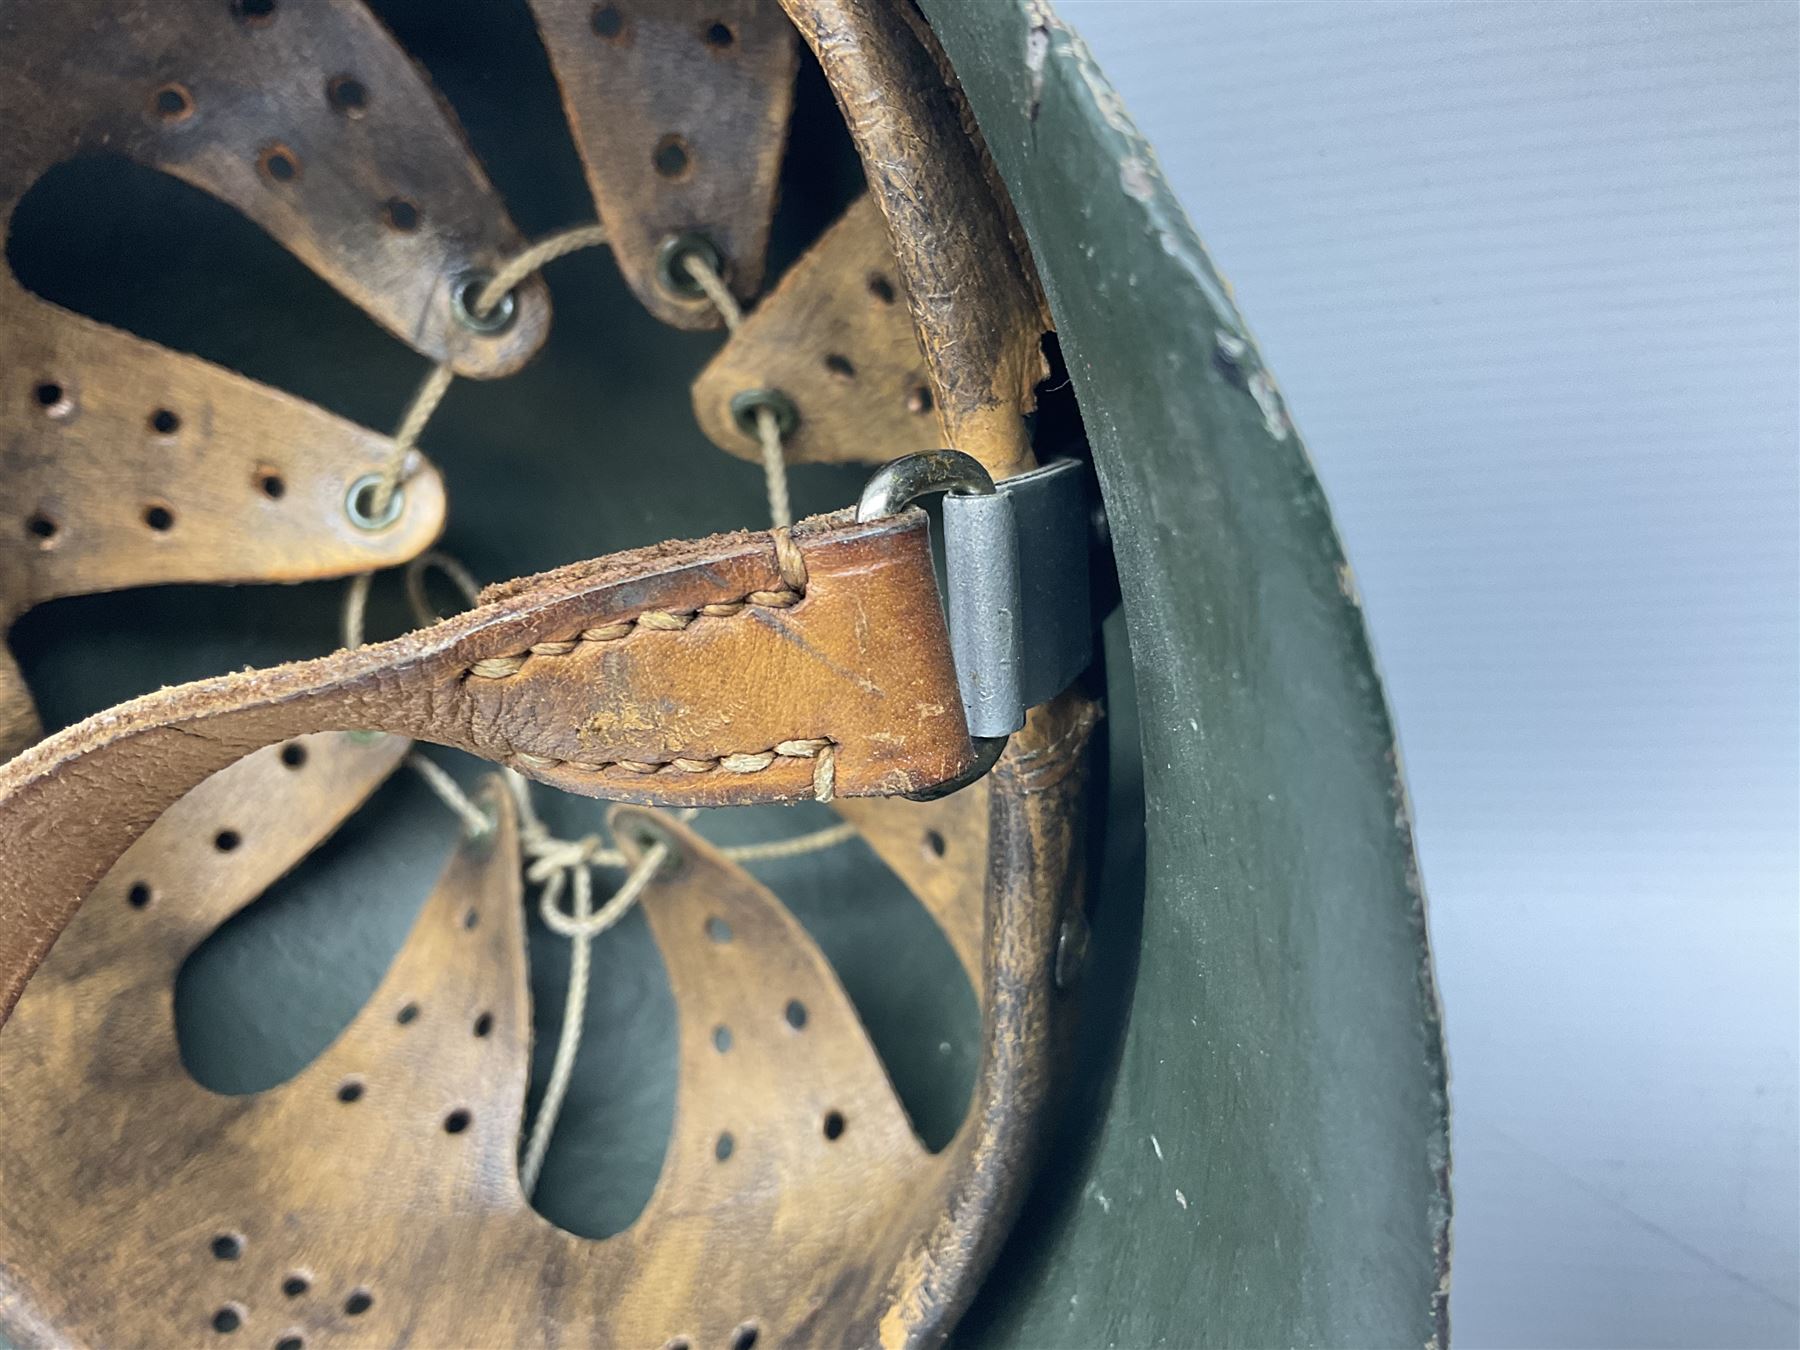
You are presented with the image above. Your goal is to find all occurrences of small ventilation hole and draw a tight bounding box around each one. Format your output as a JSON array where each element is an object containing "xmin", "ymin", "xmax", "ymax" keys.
[
  {"xmin": 705, "ymin": 916, "xmax": 732, "ymax": 943},
  {"xmin": 822, "ymin": 1110, "xmax": 846, "ymax": 1141},
  {"xmin": 823, "ymin": 353, "xmax": 856, "ymax": 381},
  {"xmin": 868, "ymin": 274, "xmax": 896, "ymax": 304},
  {"xmin": 784, "ymin": 999, "xmax": 808, "ymax": 1030},
  {"xmin": 257, "ymin": 467, "xmax": 286, "ymax": 499},
  {"xmin": 444, "ymin": 1108, "xmax": 471, "ymax": 1134},
  {"xmin": 731, "ymin": 1323, "xmax": 760, "ymax": 1350},
  {"xmin": 27, "ymin": 513, "xmax": 57, "ymax": 545},
  {"xmin": 279, "ymin": 743, "xmax": 306, "ymax": 769},
  {"xmin": 923, "ymin": 829, "xmax": 947, "ymax": 859},
  {"xmin": 473, "ymin": 1012, "xmax": 493, "ymax": 1038},
  {"xmin": 33, "ymin": 381, "xmax": 67, "ymax": 411},
  {"xmin": 712, "ymin": 1025, "xmax": 732, "ymax": 1053},
  {"xmin": 326, "ymin": 74, "xmax": 368, "ymax": 116},
  {"xmin": 343, "ymin": 1290, "xmax": 373, "ymax": 1317},
  {"xmin": 703, "ymin": 21, "xmax": 734, "ymax": 47},
  {"xmin": 337, "ymin": 1079, "xmax": 364, "ymax": 1104},
  {"xmin": 281, "ymin": 1274, "xmax": 309, "ymax": 1298},
  {"xmin": 714, "ymin": 1132, "xmax": 734, "ymax": 1161},
  {"xmin": 275, "ymin": 1337, "xmax": 305, "ymax": 1350},
  {"xmin": 213, "ymin": 829, "xmax": 241, "ymax": 852},
  {"xmin": 652, "ymin": 135, "xmax": 691, "ymax": 179},
  {"xmin": 210, "ymin": 1233, "xmax": 243, "ymax": 1261},
  {"xmin": 591, "ymin": 4, "xmax": 624, "ymax": 39},
  {"xmin": 150, "ymin": 408, "xmax": 181, "ymax": 436},
  {"xmin": 151, "ymin": 83, "xmax": 194, "ymax": 122},
  {"xmin": 907, "ymin": 384, "xmax": 934, "ymax": 415},
  {"xmin": 395, "ymin": 1002, "xmax": 419, "ymax": 1025},
  {"xmin": 211, "ymin": 1305, "xmax": 242, "ymax": 1334},
  {"xmin": 258, "ymin": 144, "xmax": 300, "ymax": 184},
  {"xmin": 143, "ymin": 503, "xmax": 176, "ymax": 533},
  {"xmin": 127, "ymin": 881, "xmax": 153, "ymax": 909},
  {"xmin": 230, "ymin": 0, "xmax": 276, "ymax": 23},
  {"xmin": 663, "ymin": 1339, "xmax": 693, "ymax": 1350},
  {"xmin": 462, "ymin": 908, "xmax": 479, "ymax": 930},
  {"xmin": 383, "ymin": 198, "xmax": 420, "ymax": 232}
]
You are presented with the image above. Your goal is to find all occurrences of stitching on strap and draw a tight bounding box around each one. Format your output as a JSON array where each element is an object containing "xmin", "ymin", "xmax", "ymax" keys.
[
  {"xmin": 464, "ymin": 525, "xmax": 810, "ymax": 682},
  {"xmin": 509, "ymin": 737, "xmax": 837, "ymax": 801}
]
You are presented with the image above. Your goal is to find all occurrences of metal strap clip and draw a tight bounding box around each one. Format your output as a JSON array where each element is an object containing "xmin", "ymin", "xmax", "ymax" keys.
[{"xmin": 857, "ymin": 450, "xmax": 1095, "ymax": 798}]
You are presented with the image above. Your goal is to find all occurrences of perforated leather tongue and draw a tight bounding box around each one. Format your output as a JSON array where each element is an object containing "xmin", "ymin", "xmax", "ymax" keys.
[
  {"xmin": 0, "ymin": 693, "xmax": 1098, "ymax": 1349},
  {"xmin": 0, "ymin": 0, "xmax": 572, "ymax": 754},
  {"xmin": 527, "ymin": 0, "xmax": 798, "ymax": 330}
]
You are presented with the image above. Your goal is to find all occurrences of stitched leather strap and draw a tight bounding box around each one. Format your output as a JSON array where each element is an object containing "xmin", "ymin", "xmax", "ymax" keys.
[{"xmin": 0, "ymin": 509, "xmax": 972, "ymax": 1023}]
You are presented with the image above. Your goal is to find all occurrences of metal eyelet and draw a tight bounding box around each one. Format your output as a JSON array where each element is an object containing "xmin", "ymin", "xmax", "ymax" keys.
[
  {"xmin": 655, "ymin": 231, "xmax": 726, "ymax": 300},
  {"xmin": 345, "ymin": 473, "xmax": 405, "ymax": 531},
  {"xmin": 730, "ymin": 388, "xmax": 799, "ymax": 440},
  {"xmin": 621, "ymin": 813, "xmax": 685, "ymax": 879},
  {"xmin": 450, "ymin": 270, "xmax": 518, "ymax": 334}
]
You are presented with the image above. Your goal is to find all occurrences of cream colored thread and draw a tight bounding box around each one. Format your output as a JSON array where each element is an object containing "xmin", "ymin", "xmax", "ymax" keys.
[
  {"xmin": 502, "ymin": 737, "xmax": 835, "ymax": 795},
  {"xmin": 342, "ymin": 574, "xmax": 370, "ymax": 649},
  {"xmin": 503, "ymin": 763, "xmax": 849, "ymax": 1195},
  {"xmin": 681, "ymin": 250, "xmax": 791, "ymax": 528},
  {"xmin": 342, "ymin": 224, "xmax": 612, "ymax": 642},
  {"xmin": 405, "ymin": 561, "xmax": 853, "ymax": 1202},
  {"xmin": 461, "ymin": 533, "xmax": 807, "ymax": 681},
  {"xmin": 518, "ymin": 841, "xmax": 662, "ymax": 1196},
  {"xmin": 406, "ymin": 750, "xmax": 495, "ymax": 839},
  {"xmin": 404, "ymin": 549, "xmax": 483, "ymax": 622},
  {"xmin": 371, "ymin": 223, "xmax": 611, "ymax": 516},
  {"xmin": 333, "ymin": 226, "xmax": 849, "ymax": 1192}
]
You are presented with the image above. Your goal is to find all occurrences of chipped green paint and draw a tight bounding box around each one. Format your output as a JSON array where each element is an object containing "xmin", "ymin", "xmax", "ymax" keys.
[{"xmin": 928, "ymin": 4, "xmax": 1453, "ymax": 1347}]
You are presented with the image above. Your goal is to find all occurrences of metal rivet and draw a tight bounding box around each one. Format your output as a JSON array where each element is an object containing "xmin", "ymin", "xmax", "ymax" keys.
[
  {"xmin": 345, "ymin": 473, "xmax": 404, "ymax": 531},
  {"xmin": 1054, "ymin": 912, "xmax": 1090, "ymax": 991},
  {"xmin": 450, "ymin": 270, "xmax": 518, "ymax": 334}
]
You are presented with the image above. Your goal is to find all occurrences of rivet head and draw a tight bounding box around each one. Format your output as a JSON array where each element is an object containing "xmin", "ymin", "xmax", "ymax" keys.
[{"xmin": 1054, "ymin": 912, "xmax": 1090, "ymax": 991}]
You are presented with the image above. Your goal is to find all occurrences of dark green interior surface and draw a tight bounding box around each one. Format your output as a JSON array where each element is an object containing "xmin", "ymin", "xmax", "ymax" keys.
[{"xmin": 928, "ymin": 6, "xmax": 1452, "ymax": 1348}]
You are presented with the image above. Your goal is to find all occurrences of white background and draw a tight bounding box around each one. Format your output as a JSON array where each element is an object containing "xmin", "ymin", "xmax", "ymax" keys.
[{"xmin": 1054, "ymin": 2, "xmax": 1800, "ymax": 1346}]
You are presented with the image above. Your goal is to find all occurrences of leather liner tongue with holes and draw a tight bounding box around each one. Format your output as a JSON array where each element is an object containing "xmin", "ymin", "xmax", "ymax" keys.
[
  {"xmin": 0, "ymin": 1, "xmax": 1106, "ymax": 1348},
  {"xmin": 0, "ymin": 0, "xmax": 571, "ymax": 757}
]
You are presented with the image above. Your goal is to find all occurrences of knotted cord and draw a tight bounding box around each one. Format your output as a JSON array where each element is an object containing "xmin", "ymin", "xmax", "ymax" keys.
[
  {"xmin": 345, "ymin": 229, "xmax": 842, "ymax": 1189},
  {"xmin": 680, "ymin": 251, "xmax": 792, "ymax": 528}
]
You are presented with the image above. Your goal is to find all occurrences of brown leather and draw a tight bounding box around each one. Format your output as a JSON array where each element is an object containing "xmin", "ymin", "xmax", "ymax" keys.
[
  {"xmin": 693, "ymin": 195, "xmax": 942, "ymax": 467},
  {"xmin": 0, "ymin": 6, "xmax": 1098, "ymax": 1347},
  {"xmin": 0, "ymin": 509, "xmax": 972, "ymax": 1025},
  {"xmin": 0, "ymin": 364, "xmax": 448, "ymax": 757},
  {"xmin": 0, "ymin": 0, "xmax": 575, "ymax": 754},
  {"xmin": 0, "ymin": 694, "xmax": 1098, "ymax": 1350},
  {"xmin": 529, "ymin": 0, "xmax": 798, "ymax": 329},
  {"xmin": 834, "ymin": 786, "xmax": 987, "ymax": 994},
  {"xmin": 779, "ymin": 0, "xmax": 1050, "ymax": 479},
  {"xmin": 0, "ymin": 0, "xmax": 550, "ymax": 378}
]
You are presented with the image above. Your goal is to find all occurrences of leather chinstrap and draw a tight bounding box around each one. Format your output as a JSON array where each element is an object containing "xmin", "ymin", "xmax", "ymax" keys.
[{"xmin": 0, "ymin": 509, "xmax": 973, "ymax": 1023}]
